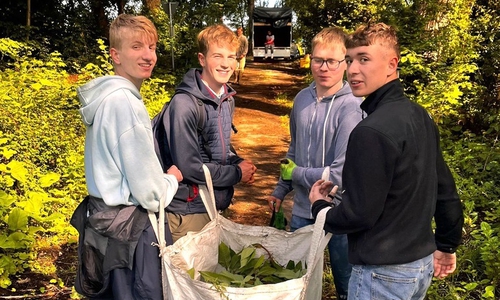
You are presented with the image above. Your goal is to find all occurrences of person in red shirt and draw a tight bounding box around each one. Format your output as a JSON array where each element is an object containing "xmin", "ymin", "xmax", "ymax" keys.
[{"xmin": 264, "ymin": 30, "xmax": 275, "ymax": 59}]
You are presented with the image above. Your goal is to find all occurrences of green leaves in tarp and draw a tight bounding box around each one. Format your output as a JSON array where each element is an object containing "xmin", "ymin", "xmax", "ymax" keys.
[{"xmin": 198, "ymin": 242, "xmax": 307, "ymax": 288}]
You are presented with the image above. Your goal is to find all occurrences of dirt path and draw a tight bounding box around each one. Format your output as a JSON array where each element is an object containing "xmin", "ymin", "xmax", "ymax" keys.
[{"xmin": 226, "ymin": 60, "xmax": 309, "ymax": 227}]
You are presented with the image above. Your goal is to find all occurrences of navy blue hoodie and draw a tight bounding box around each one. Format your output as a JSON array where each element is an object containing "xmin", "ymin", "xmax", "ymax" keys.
[{"xmin": 163, "ymin": 69, "xmax": 243, "ymax": 214}]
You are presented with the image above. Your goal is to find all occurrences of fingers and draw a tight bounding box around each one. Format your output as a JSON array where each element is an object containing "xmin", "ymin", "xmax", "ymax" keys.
[
  {"xmin": 247, "ymin": 174, "xmax": 255, "ymax": 184},
  {"xmin": 325, "ymin": 185, "xmax": 339, "ymax": 202},
  {"xmin": 330, "ymin": 184, "xmax": 339, "ymax": 195},
  {"xmin": 319, "ymin": 180, "xmax": 335, "ymax": 195},
  {"xmin": 309, "ymin": 180, "xmax": 326, "ymax": 203},
  {"xmin": 267, "ymin": 197, "xmax": 281, "ymax": 212},
  {"xmin": 239, "ymin": 161, "xmax": 257, "ymax": 184},
  {"xmin": 312, "ymin": 179, "xmax": 325, "ymax": 189},
  {"xmin": 167, "ymin": 165, "xmax": 183, "ymax": 182},
  {"xmin": 434, "ymin": 264, "xmax": 456, "ymax": 279},
  {"xmin": 433, "ymin": 251, "xmax": 457, "ymax": 279}
]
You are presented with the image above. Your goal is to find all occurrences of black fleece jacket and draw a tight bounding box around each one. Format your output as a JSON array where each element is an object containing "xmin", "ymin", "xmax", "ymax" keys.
[{"xmin": 312, "ymin": 79, "xmax": 463, "ymax": 265}]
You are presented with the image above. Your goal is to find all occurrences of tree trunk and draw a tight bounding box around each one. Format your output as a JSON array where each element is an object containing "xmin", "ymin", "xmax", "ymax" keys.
[
  {"xmin": 89, "ymin": 0, "xmax": 109, "ymax": 40},
  {"xmin": 25, "ymin": 0, "xmax": 31, "ymax": 40},
  {"xmin": 248, "ymin": 0, "xmax": 254, "ymax": 55}
]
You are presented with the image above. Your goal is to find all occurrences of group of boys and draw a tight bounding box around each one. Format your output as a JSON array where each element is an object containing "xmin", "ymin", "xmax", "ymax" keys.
[{"xmin": 73, "ymin": 13, "xmax": 463, "ymax": 300}]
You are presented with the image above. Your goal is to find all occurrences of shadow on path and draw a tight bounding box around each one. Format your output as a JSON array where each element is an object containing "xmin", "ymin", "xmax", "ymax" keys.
[{"xmin": 227, "ymin": 59, "xmax": 308, "ymax": 227}]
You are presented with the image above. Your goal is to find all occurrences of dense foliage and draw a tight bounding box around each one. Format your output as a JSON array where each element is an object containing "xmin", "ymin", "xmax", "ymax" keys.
[{"xmin": 0, "ymin": 0, "xmax": 498, "ymax": 299}]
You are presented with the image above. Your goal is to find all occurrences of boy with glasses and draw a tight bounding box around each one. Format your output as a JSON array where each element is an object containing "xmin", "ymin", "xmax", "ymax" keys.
[
  {"xmin": 309, "ymin": 22, "xmax": 463, "ymax": 299},
  {"xmin": 159, "ymin": 24, "xmax": 257, "ymax": 242},
  {"xmin": 267, "ymin": 27, "xmax": 363, "ymax": 299}
]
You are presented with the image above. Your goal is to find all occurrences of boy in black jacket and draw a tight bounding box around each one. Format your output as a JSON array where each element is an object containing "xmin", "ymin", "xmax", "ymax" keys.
[{"xmin": 309, "ymin": 22, "xmax": 463, "ymax": 299}]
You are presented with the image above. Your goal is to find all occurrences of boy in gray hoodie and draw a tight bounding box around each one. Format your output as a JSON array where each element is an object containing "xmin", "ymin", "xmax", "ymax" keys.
[{"xmin": 267, "ymin": 27, "xmax": 363, "ymax": 299}]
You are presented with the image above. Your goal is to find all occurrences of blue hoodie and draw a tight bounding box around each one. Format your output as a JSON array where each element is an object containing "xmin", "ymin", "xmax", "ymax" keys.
[
  {"xmin": 271, "ymin": 81, "xmax": 363, "ymax": 219},
  {"xmin": 163, "ymin": 69, "xmax": 243, "ymax": 214},
  {"xmin": 77, "ymin": 75, "xmax": 178, "ymax": 212}
]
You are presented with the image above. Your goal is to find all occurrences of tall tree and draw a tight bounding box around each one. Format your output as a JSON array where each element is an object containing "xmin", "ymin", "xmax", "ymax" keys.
[
  {"xmin": 142, "ymin": 0, "xmax": 161, "ymax": 12},
  {"xmin": 248, "ymin": 0, "xmax": 254, "ymax": 54}
]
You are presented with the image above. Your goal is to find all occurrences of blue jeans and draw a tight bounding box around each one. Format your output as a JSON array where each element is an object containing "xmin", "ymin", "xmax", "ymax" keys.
[
  {"xmin": 348, "ymin": 254, "xmax": 434, "ymax": 300},
  {"xmin": 290, "ymin": 215, "xmax": 351, "ymax": 299}
]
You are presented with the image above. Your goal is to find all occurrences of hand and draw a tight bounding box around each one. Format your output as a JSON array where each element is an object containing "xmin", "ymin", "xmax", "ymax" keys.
[
  {"xmin": 239, "ymin": 160, "xmax": 257, "ymax": 184},
  {"xmin": 309, "ymin": 179, "xmax": 338, "ymax": 205},
  {"xmin": 167, "ymin": 165, "xmax": 183, "ymax": 182},
  {"xmin": 280, "ymin": 158, "xmax": 297, "ymax": 180},
  {"xmin": 433, "ymin": 250, "xmax": 457, "ymax": 279},
  {"xmin": 267, "ymin": 196, "xmax": 282, "ymax": 212}
]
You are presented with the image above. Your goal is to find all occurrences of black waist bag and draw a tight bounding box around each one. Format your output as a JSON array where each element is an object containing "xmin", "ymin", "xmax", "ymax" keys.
[{"xmin": 70, "ymin": 196, "xmax": 148, "ymax": 298}]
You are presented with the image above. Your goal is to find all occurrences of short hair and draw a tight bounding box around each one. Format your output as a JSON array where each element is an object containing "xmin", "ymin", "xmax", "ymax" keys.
[
  {"xmin": 197, "ymin": 24, "xmax": 240, "ymax": 55},
  {"xmin": 311, "ymin": 27, "xmax": 347, "ymax": 54},
  {"xmin": 109, "ymin": 14, "xmax": 158, "ymax": 50},
  {"xmin": 346, "ymin": 22, "xmax": 400, "ymax": 59}
]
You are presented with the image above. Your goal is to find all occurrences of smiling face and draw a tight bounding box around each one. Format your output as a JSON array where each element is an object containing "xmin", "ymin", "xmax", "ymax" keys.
[
  {"xmin": 197, "ymin": 24, "xmax": 239, "ymax": 92},
  {"xmin": 109, "ymin": 15, "xmax": 158, "ymax": 89},
  {"xmin": 110, "ymin": 29, "xmax": 157, "ymax": 89},
  {"xmin": 198, "ymin": 43, "xmax": 237, "ymax": 91}
]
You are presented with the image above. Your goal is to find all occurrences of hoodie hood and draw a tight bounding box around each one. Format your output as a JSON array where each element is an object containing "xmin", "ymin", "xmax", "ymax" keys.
[
  {"xmin": 175, "ymin": 68, "xmax": 236, "ymax": 104},
  {"xmin": 78, "ymin": 75, "xmax": 141, "ymax": 126},
  {"xmin": 307, "ymin": 80, "xmax": 352, "ymax": 101}
]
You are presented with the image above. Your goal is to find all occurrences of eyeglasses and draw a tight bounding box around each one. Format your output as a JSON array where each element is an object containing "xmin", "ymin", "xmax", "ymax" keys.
[{"xmin": 311, "ymin": 57, "xmax": 345, "ymax": 70}]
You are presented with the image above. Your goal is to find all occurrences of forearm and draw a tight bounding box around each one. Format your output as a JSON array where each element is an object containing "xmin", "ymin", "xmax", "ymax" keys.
[
  {"xmin": 204, "ymin": 162, "xmax": 241, "ymax": 187},
  {"xmin": 271, "ymin": 177, "xmax": 293, "ymax": 200}
]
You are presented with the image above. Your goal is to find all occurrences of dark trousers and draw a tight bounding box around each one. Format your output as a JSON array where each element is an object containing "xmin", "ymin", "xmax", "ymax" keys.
[{"xmin": 108, "ymin": 214, "xmax": 173, "ymax": 300}]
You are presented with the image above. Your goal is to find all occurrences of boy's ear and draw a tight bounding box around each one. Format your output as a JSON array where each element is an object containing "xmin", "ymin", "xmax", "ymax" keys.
[
  {"xmin": 198, "ymin": 52, "xmax": 205, "ymax": 67},
  {"xmin": 387, "ymin": 56, "xmax": 399, "ymax": 76},
  {"xmin": 110, "ymin": 48, "xmax": 120, "ymax": 65}
]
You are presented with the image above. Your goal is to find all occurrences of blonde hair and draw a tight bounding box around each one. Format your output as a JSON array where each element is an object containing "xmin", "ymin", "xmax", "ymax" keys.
[
  {"xmin": 109, "ymin": 14, "xmax": 158, "ymax": 50},
  {"xmin": 311, "ymin": 27, "xmax": 347, "ymax": 54},
  {"xmin": 197, "ymin": 24, "xmax": 240, "ymax": 55},
  {"xmin": 346, "ymin": 22, "xmax": 400, "ymax": 59}
]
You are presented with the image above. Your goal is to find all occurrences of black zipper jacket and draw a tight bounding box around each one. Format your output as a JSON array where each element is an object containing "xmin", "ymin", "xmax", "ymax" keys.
[{"xmin": 312, "ymin": 79, "xmax": 463, "ymax": 265}]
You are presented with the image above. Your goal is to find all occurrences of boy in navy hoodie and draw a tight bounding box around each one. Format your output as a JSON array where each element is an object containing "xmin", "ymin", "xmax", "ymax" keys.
[{"xmin": 160, "ymin": 24, "xmax": 257, "ymax": 242}]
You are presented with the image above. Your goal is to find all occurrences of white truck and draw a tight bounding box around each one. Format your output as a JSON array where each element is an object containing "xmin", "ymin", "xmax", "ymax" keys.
[{"xmin": 252, "ymin": 7, "xmax": 294, "ymax": 61}]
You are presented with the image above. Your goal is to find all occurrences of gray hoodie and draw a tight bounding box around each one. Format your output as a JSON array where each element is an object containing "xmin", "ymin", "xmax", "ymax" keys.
[
  {"xmin": 78, "ymin": 75, "xmax": 178, "ymax": 212},
  {"xmin": 271, "ymin": 81, "xmax": 363, "ymax": 219}
]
